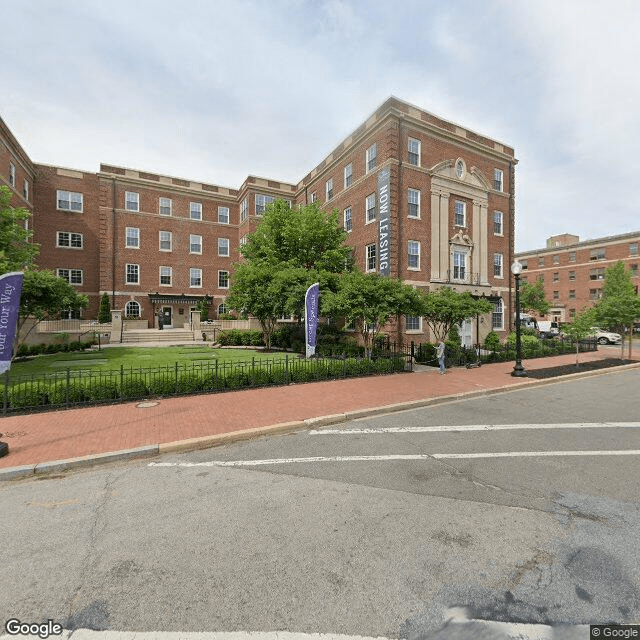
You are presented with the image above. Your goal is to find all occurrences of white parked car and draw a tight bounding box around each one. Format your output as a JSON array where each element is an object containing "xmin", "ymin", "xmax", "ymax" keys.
[{"xmin": 589, "ymin": 327, "xmax": 622, "ymax": 345}]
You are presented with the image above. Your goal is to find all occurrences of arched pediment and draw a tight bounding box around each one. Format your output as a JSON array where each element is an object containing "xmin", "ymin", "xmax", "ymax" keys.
[
  {"xmin": 450, "ymin": 230, "xmax": 473, "ymax": 248},
  {"xmin": 430, "ymin": 160, "xmax": 491, "ymax": 191}
]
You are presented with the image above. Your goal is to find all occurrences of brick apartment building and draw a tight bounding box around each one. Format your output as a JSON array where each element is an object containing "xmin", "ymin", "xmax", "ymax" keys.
[
  {"xmin": 1, "ymin": 97, "xmax": 517, "ymax": 344},
  {"xmin": 515, "ymin": 232, "xmax": 640, "ymax": 324}
]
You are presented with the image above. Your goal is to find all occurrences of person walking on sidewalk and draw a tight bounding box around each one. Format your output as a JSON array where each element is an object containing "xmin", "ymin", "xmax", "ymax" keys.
[{"xmin": 437, "ymin": 340, "xmax": 446, "ymax": 374}]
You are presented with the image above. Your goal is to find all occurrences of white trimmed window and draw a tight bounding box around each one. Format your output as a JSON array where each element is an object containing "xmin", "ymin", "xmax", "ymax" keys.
[
  {"xmin": 493, "ymin": 211, "xmax": 503, "ymax": 235},
  {"xmin": 408, "ymin": 188, "xmax": 420, "ymax": 218},
  {"xmin": 405, "ymin": 316, "xmax": 422, "ymax": 332},
  {"xmin": 366, "ymin": 143, "xmax": 377, "ymax": 172},
  {"xmin": 240, "ymin": 198, "xmax": 248, "ymax": 223},
  {"xmin": 159, "ymin": 231, "xmax": 172, "ymax": 252},
  {"xmin": 494, "ymin": 253, "xmax": 503, "ymax": 278},
  {"xmin": 453, "ymin": 250, "xmax": 467, "ymax": 280},
  {"xmin": 344, "ymin": 207, "xmax": 352, "ymax": 232},
  {"xmin": 126, "ymin": 264, "xmax": 139, "ymax": 284},
  {"xmin": 218, "ymin": 303, "xmax": 227, "ymax": 316},
  {"xmin": 57, "ymin": 190, "xmax": 83, "ymax": 212},
  {"xmin": 9, "ymin": 162, "xmax": 15, "ymax": 187},
  {"xmin": 23, "ymin": 179, "xmax": 29, "ymax": 201},
  {"xmin": 494, "ymin": 169, "xmax": 503, "ymax": 192},
  {"xmin": 125, "ymin": 301, "xmax": 141, "ymax": 318},
  {"xmin": 492, "ymin": 299, "xmax": 504, "ymax": 330},
  {"xmin": 366, "ymin": 193, "xmax": 376, "ymax": 223},
  {"xmin": 190, "ymin": 202, "xmax": 202, "ymax": 220},
  {"xmin": 218, "ymin": 270, "xmax": 229, "ymax": 288},
  {"xmin": 344, "ymin": 163, "xmax": 353, "ymax": 189},
  {"xmin": 190, "ymin": 268, "xmax": 202, "ymax": 288},
  {"xmin": 454, "ymin": 200, "xmax": 466, "ymax": 226},
  {"xmin": 57, "ymin": 231, "xmax": 83, "ymax": 249},
  {"xmin": 125, "ymin": 227, "xmax": 139, "ymax": 248},
  {"xmin": 326, "ymin": 178, "xmax": 334, "ymax": 201},
  {"xmin": 190, "ymin": 234, "xmax": 202, "ymax": 254},
  {"xmin": 408, "ymin": 138, "xmax": 420, "ymax": 166},
  {"xmin": 218, "ymin": 238, "xmax": 230, "ymax": 257},
  {"xmin": 57, "ymin": 268, "xmax": 83, "ymax": 285},
  {"xmin": 125, "ymin": 191, "xmax": 139, "ymax": 211},
  {"xmin": 408, "ymin": 241, "xmax": 420, "ymax": 270},
  {"xmin": 160, "ymin": 266, "xmax": 172, "ymax": 286},
  {"xmin": 366, "ymin": 244, "xmax": 376, "ymax": 272},
  {"xmin": 255, "ymin": 194, "xmax": 275, "ymax": 215},
  {"xmin": 310, "ymin": 192, "xmax": 317, "ymax": 203},
  {"xmin": 240, "ymin": 235, "xmax": 247, "ymax": 246},
  {"xmin": 218, "ymin": 206, "xmax": 229, "ymax": 224},
  {"xmin": 159, "ymin": 197, "xmax": 172, "ymax": 216}
]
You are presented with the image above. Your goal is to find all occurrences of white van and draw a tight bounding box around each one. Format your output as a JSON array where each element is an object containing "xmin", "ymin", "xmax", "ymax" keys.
[{"xmin": 537, "ymin": 320, "xmax": 560, "ymax": 338}]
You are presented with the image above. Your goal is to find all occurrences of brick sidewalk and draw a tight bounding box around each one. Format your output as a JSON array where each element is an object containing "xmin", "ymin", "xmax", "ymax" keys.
[{"xmin": 0, "ymin": 349, "xmax": 637, "ymax": 471}]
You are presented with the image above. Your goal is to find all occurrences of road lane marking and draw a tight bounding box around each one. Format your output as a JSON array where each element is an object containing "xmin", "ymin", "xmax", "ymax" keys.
[
  {"xmin": 149, "ymin": 449, "xmax": 640, "ymax": 467},
  {"xmin": 309, "ymin": 422, "xmax": 640, "ymax": 435},
  {"xmin": 0, "ymin": 625, "xmax": 591, "ymax": 640}
]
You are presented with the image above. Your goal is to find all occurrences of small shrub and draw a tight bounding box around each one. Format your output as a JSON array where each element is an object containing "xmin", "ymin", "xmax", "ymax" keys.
[
  {"xmin": 48, "ymin": 382, "xmax": 87, "ymax": 405},
  {"xmin": 483, "ymin": 331, "xmax": 501, "ymax": 350},
  {"xmin": 119, "ymin": 378, "xmax": 149, "ymax": 400},
  {"xmin": 87, "ymin": 381, "xmax": 119, "ymax": 402},
  {"xmin": 9, "ymin": 383, "xmax": 50, "ymax": 409},
  {"xmin": 224, "ymin": 371, "xmax": 249, "ymax": 390},
  {"xmin": 176, "ymin": 373, "xmax": 205, "ymax": 394}
]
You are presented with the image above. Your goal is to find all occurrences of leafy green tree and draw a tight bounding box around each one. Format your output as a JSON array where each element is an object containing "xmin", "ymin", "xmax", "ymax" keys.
[
  {"xmin": 229, "ymin": 200, "xmax": 354, "ymax": 348},
  {"xmin": 421, "ymin": 287, "xmax": 493, "ymax": 342},
  {"xmin": 98, "ymin": 293, "xmax": 112, "ymax": 323},
  {"xmin": 0, "ymin": 185, "xmax": 39, "ymax": 272},
  {"xmin": 321, "ymin": 271, "xmax": 424, "ymax": 357},
  {"xmin": 520, "ymin": 277, "xmax": 550, "ymax": 317},
  {"xmin": 594, "ymin": 261, "xmax": 640, "ymax": 358},
  {"xmin": 226, "ymin": 262, "xmax": 291, "ymax": 350},
  {"xmin": 195, "ymin": 298, "xmax": 210, "ymax": 322},
  {"xmin": 240, "ymin": 199, "xmax": 353, "ymax": 275},
  {"xmin": 561, "ymin": 307, "xmax": 596, "ymax": 365},
  {"xmin": 17, "ymin": 270, "xmax": 88, "ymax": 353}
]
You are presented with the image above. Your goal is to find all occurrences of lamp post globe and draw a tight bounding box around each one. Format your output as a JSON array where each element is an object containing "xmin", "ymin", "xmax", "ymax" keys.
[{"xmin": 511, "ymin": 260, "xmax": 527, "ymax": 377}]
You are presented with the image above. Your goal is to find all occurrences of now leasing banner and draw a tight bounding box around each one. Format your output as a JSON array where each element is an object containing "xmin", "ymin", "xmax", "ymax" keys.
[
  {"xmin": 377, "ymin": 167, "xmax": 391, "ymax": 276},
  {"xmin": 0, "ymin": 271, "xmax": 24, "ymax": 375},
  {"xmin": 305, "ymin": 282, "xmax": 320, "ymax": 358}
]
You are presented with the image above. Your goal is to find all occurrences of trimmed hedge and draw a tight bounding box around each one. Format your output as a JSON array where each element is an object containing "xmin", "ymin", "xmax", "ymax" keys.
[{"xmin": 0, "ymin": 353, "xmax": 407, "ymax": 413}]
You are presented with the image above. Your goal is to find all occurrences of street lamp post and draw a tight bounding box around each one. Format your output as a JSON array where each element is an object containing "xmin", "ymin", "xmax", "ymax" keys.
[{"xmin": 511, "ymin": 260, "xmax": 527, "ymax": 377}]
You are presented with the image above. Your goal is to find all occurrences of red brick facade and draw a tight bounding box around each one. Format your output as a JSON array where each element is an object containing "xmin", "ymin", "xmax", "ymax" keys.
[
  {"xmin": 515, "ymin": 232, "xmax": 640, "ymax": 323},
  {"xmin": 1, "ymin": 97, "xmax": 517, "ymax": 343}
]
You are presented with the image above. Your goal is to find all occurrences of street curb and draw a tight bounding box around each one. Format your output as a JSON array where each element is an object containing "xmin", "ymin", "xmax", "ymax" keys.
[
  {"xmin": 1, "ymin": 360, "xmax": 639, "ymax": 481},
  {"xmin": 0, "ymin": 445, "xmax": 158, "ymax": 481},
  {"xmin": 158, "ymin": 421, "xmax": 306, "ymax": 453}
]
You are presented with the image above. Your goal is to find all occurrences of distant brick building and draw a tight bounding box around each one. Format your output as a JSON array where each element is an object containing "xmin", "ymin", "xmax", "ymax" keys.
[
  {"xmin": 515, "ymin": 232, "xmax": 640, "ymax": 323},
  {"xmin": 1, "ymin": 97, "xmax": 517, "ymax": 344}
]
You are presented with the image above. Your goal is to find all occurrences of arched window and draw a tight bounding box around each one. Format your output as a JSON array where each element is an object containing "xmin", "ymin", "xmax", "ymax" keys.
[
  {"xmin": 125, "ymin": 301, "xmax": 141, "ymax": 318},
  {"xmin": 217, "ymin": 303, "xmax": 227, "ymax": 316}
]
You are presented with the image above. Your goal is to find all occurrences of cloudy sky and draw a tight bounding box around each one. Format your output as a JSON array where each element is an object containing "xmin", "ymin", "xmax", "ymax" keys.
[{"xmin": 3, "ymin": 0, "xmax": 638, "ymax": 251}]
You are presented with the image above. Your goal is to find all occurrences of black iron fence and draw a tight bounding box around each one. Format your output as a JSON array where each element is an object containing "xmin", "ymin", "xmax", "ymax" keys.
[
  {"xmin": 0, "ymin": 338, "xmax": 599, "ymax": 415},
  {"xmin": 411, "ymin": 336, "xmax": 598, "ymax": 367},
  {"xmin": 1, "ymin": 352, "xmax": 408, "ymax": 415}
]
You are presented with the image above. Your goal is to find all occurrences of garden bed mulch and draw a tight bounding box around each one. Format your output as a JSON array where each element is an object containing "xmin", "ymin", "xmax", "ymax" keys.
[{"xmin": 526, "ymin": 358, "xmax": 634, "ymax": 379}]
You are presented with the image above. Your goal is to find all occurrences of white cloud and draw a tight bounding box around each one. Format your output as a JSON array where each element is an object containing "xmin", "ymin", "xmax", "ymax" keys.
[{"xmin": 3, "ymin": 0, "xmax": 640, "ymax": 250}]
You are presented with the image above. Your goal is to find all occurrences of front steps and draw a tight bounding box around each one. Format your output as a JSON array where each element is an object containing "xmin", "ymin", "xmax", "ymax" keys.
[{"xmin": 118, "ymin": 329, "xmax": 198, "ymax": 343}]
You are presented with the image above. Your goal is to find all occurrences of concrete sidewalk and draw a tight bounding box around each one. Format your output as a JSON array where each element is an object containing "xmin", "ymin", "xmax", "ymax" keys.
[{"xmin": 1, "ymin": 349, "xmax": 639, "ymax": 480}]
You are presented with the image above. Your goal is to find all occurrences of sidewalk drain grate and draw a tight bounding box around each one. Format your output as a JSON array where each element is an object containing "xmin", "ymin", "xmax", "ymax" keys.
[{"xmin": 137, "ymin": 401, "xmax": 159, "ymax": 408}]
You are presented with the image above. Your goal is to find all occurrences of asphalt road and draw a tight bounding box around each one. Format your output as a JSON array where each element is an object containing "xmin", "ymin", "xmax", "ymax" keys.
[{"xmin": 2, "ymin": 368, "xmax": 640, "ymax": 640}]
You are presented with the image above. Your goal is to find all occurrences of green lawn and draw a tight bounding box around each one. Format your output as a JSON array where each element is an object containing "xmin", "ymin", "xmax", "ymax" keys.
[{"xmin": 9, "ymin": 346, "xmax": 292, "ymax": 378}]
